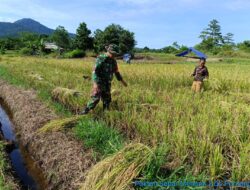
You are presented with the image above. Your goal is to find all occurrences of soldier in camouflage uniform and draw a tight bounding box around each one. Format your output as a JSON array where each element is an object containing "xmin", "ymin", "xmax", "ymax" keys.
[
  {"xmin": 191, "ymin": 58, "xmax": 209, "ymax": 92},
  {"xmin": 80, "ymin": 44, "xmax": 128, "ymax": 114}
]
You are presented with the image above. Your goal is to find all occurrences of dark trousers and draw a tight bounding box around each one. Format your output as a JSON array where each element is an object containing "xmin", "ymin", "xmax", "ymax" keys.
[{"xmin": 86, "ymin": 83, "xmax": 111, "ymax": 110}]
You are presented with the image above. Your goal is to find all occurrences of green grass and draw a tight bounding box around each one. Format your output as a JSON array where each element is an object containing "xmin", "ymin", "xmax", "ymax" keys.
[
  {"xmin": 74, "ymin": 117, "xmax": 125, "ymax": 159},
  {"xmin": 0, "ymin": 54, "xmax": 249, "ymax": 184}
]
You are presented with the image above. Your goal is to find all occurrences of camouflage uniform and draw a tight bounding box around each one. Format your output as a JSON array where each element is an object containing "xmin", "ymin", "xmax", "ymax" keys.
[{"xmin": 86, "ymin": 54, "xmax": 123, "ymax": 110}]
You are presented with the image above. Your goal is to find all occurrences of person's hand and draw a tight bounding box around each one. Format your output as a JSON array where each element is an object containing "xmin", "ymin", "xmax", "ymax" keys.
[
  {"xmin": 121, "ymin": 80, "xmax": 128, "ymax": 87},
  {"xmin": 93, "ymin": 82, "xmax": 98, "ymax": 89},
  {"xmin": 93, "ymin": 82, "xmax": 100, "ymax": 93}
]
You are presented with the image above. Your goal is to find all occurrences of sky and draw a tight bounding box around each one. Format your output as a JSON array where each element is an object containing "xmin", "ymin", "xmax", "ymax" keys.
[{"xmin": 0, "ymin": 0, "xmax": 250, "ymax": 48}]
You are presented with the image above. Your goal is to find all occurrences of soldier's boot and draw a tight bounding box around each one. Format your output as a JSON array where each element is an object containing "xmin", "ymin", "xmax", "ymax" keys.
[
  {"xmin": 80, "ymin": 107, "xmax": 90, "ymax": 115},
  {"xmin": 103, "ymin": 103, "xmax": 110, "ymax": 111}
]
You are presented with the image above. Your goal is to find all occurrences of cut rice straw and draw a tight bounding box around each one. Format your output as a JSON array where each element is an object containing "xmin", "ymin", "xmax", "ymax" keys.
[
  {"xmin": 38, "ymin": 115, "xmax": 84, "ymax": 133},
  {"xmin": 80, "ymin": 143, "xmax": 153, "ymax": 190},
  {"xmin": 51, "ymin": 87, "xmax": 83, "ymax": 111}
]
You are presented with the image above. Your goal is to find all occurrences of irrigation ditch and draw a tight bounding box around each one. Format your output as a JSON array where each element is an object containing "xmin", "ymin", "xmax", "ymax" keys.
[
  {"xmin": 0, "ymin": 99, "xmax": 45, "ymax": 189},
  {"xmin": 0, "ymin": 80, "xmax": 94, "ymax": 190}
]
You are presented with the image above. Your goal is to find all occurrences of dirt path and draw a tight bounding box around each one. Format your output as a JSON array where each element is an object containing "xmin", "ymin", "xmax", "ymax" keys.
[{"xmin": 0, "ymin": 80, "xmax": 94, "ymax": 190}]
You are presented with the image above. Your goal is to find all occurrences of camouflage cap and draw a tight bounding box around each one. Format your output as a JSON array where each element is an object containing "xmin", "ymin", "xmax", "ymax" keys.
[{"xmin": 105, "ymin": 44, "xmax": 119, "ymax": 54}]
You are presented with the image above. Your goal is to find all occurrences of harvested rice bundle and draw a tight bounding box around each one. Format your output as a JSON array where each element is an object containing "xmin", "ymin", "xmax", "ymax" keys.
[
  {"xmin": 51, "ymin": 87, "xmax": 82, "ymax": 112},
  {"xmin": 38, "ymin": 115, "xmax": 84, "ymax": 133},
  {"xmin": 81, "ymin": 143, "xmax": 153, "ymax": 190}
]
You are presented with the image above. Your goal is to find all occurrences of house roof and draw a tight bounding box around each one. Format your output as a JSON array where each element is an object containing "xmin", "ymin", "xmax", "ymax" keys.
[{"xmin": 44, "ymin": 42, "xmax": 60, "ymax": 50}]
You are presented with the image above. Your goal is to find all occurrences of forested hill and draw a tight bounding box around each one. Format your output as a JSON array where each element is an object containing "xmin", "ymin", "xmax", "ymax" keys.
[{"xmin": 0, "ymin": 18, "xmax": 64, "ymax": 37}]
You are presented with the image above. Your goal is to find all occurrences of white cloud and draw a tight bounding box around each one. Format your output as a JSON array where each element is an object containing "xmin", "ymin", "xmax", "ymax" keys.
[
  {"xmin": 0, "ymin": 17, "xmax": 15, "ymax": 23},
  {"xmin": 0, "ymin": 0, "xmax": 72, "ymax": 22},
  {"xmin": 109, "ymin": 0, "xmax": 161, "ymax": 5},
  {"xmin": 109, "ymin": 0, "xmax": 204, "ymax": 7},
  {"xmin": 124, "ymin": 0, "xmax": 250, "ymax": 12},
  {"xmin": 105, "ymin": 0, "xmax": 206, "ymax": 19},
  {"xmin": 225, "ymin": 0, "xmax": 250, "ymax": 10}
]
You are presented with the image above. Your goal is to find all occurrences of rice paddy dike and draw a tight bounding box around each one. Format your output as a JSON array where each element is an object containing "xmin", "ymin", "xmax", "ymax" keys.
[{"xmin": 0, "ymin": 53, "xmax": 249, "ymax": 189}]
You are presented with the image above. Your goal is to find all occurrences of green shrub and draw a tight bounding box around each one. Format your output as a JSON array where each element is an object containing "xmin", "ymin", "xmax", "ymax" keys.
[
  {"xmin": 65, "ymin": 49, "xmax": 86, "ymax": 58},
  {"xmin": 49, "ymin": 52, "xmax": 60, "ymax": 58},
  {"xmin": 19, "ymin": 47, "xmax": 34, "ymax": 55},
  {"xmin": 85, "ymin": 50, "xmax": 97, "ymax": 57},
  {"xmin": 0, "ymin": 47, "xmax": 5, "ymax": 55},
  {"xmin": 218, "ymin": 50, "xmax": 239, "ymax": 57}
]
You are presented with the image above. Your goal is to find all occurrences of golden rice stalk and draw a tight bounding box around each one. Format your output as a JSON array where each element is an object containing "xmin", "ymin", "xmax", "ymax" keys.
[
  {"xmin": 219, "ymin": 101, "xmax": 233, "ymax": 111},
  {"xmin": 52, "ymin": 87, "xmax": 81, "ymax": 102},
  {"xmin": 140, "ymin": 103, "xmax": 159, "ymax": 109},
  {"xmin": 111, "ymin": 89, "xmax": 121, "ymax": 96},
  {"xmin": 81, "ymin": 143, "xmax": 153, "ymax": 190},
  {"xmin": 51, "ymin": 87, "xmax": 82, "ymax": 111},
  {"xmin": 231, "ymin": 92, "xmax": 250, "ymax": 105},
  {"xmin": 38, "ymin": 115, "xmax": 84, "ymax": 133},
  {"xmin": 220, "ymin": 101, "xmax": 250, "ymax": 113},
  {"xmin": 29, "ymin": 73, "xmax": 44, "ymax": 81}
]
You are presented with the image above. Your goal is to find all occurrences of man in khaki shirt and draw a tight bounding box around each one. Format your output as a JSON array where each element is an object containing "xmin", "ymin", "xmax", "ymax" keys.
[{"xmin": 191, "ymin": 58, "xmax": 209, "ymax": 92}]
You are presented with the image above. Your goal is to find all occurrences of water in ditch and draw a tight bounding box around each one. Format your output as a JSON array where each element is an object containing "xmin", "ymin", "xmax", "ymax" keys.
[{"xmin": 0, "ymin": 102, "xmax": 47, "ymax": 190}]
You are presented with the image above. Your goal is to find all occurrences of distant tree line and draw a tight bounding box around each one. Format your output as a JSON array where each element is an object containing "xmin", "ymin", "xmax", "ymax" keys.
[
  {"xmin": 0, "ymin": 23, "xmax": 136, "ymax": 57},
  {"xmin": 1, "ymin": 19, "xmax": 250, "ymax": 57},
  {"xmin": 136, "ymin": 42, "xmax": 189, "ymax": 54}
]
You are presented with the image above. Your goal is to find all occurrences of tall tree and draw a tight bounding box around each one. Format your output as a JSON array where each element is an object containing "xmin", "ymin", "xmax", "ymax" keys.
[
  {"xmin": 199, "ymin": 19, "xmax": 223, "ymax": 46},
  {"xmin": 51, "ymin": 26, "xmax": 70, "ymax": 49},
  {"xmin": 20, "ymin": 32, "xmax": 40, "ymax": 49},
  {"xmin": 93, "ymin": 29, "xmax": 104, "ymax": 53},
  {"xmin": 223, "ymin": 33, "xmax": 234, "ymax": 46},
  {"xmin": 93, "ymin": 24, "xmax": 136, "ymax": 54},
  {"xmin": 74, "ymin": 22, "xmax": 93, "ymax": 51},
  {"xmin": 172, "ymin": 41, "xmax": 180, "ymax": 50}
]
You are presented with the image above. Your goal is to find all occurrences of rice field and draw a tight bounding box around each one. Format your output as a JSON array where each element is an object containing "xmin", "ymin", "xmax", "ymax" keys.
[{"xmin": 0, "ymin": 54, "xmax": 249, "ymax": 189}]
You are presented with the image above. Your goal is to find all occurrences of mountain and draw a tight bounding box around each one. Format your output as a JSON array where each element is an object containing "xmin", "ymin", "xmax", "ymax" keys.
[
  {"xmin": 14, "ymin": 18, "xmax": 54, "ymax": 35},
  {"xmin": 0, "ymin": 18, "xmax": 73, "ymax": 37}
]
